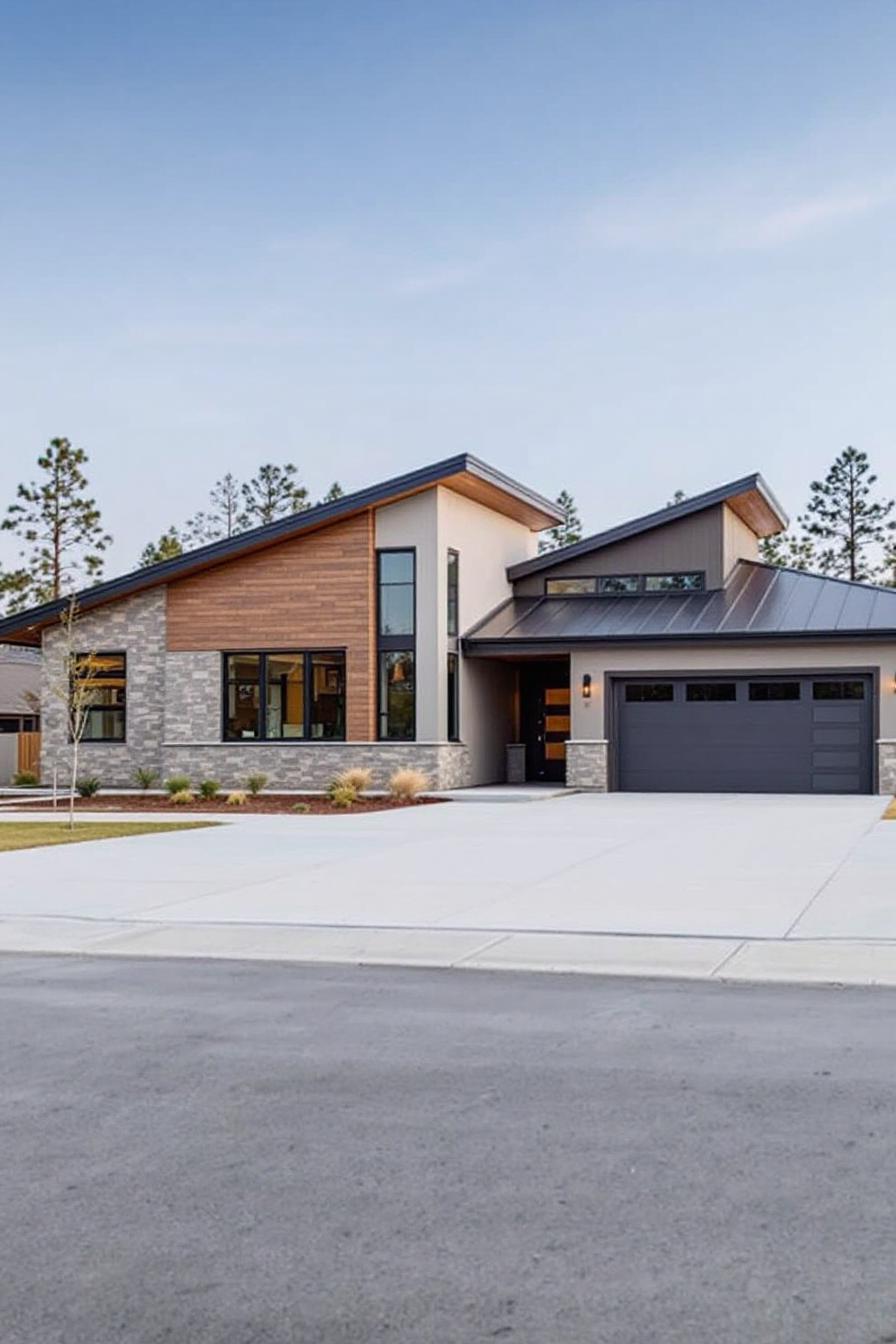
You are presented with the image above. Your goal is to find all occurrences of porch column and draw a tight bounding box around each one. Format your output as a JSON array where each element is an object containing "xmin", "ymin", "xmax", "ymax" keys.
[{"xmin": 565, "ymin": 740, "xmax": 608, "ymax": 790}]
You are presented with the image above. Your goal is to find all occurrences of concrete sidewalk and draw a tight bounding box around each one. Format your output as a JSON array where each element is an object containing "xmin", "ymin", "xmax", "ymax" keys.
[{"xmin": 1, "ymin": 793, "xmax": 894, "ymax": 986}]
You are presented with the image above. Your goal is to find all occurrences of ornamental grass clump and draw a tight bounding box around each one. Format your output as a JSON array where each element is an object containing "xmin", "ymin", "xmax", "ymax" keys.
[
  {"xmin": 328, "ymin": 782, "xmax": 357, "ymax": 809},
  {"xmin": 198, "ymin": 779, "xmax": 221, "ymax": 800},
  {"xmin": 134, "ymin": 767, "xmax": 159, "ymax": 790},
  {"xmin": 333, "ymin": 766, "xmax": 373, "ymax": 796},
  {"xmin": 292, "ymin": 802, "xmax": 310, "ymax": 814},
  {"xmin": 226, "ymin": 790, "xmax": 248, "ymax": 806},
  {"xmin": 388, "ymin": 768, "xmax": 428, "ymax": 801},
  {"xmin": 165, "ymin": 775, "xmax": 191, "ymax": 797},
  {"xmin": 12, "ymin": 770, "xmax": 39, "ymax": 787},
  {"xmin": 169, "ymin": 790, "xmax": 194, "ymax": 806},
  {"xmin": 76, "ymin": 776, "xmax": 101, "ymax": 798},
  {"xmin": 246, "ymin": 773, "xmax": 268, "ymax": 796}
]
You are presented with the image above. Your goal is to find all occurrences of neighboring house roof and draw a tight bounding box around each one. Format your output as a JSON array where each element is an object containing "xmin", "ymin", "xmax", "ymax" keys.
[
  {"xmin": 506, "ymin": 473, "xmax": 788, "ymax": 581},
  {"xmin": 464, "ymin": 561, "xmax": 896, "ymax": 650},
  {"xmin": 0, "ymin": 454, "xmax": 563, "ymax": 646},
  {"xmin": 0, "ymin": 645, "xmax": 40, "ymax": 714}
]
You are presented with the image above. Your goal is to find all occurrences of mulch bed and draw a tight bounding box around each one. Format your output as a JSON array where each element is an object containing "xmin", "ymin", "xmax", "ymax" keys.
[{"xmin": 17, "ymin": 793, "xmax": 444, "ymax": 816}]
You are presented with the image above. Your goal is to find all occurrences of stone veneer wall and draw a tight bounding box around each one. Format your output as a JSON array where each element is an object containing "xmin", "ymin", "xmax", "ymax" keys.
[
  {"xmin": 565, "ymin": 740, "xmax": 608, "ymax": 790},
  {"xmin": 159, "ymin": 742, "xmax": 472, "ymax": 791},
  {"xmin": 879, "ymin": 742, "xmax": 896, "ymax": 796},
  {"xmin": 40, "ymin": 589, "xmax": 166, "ymax": 787}
]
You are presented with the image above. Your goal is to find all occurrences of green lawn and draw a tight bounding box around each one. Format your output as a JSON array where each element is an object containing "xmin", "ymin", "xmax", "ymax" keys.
[{"xmin": 0, "ymin": 821, "xmax": 217, "ymax": 853}]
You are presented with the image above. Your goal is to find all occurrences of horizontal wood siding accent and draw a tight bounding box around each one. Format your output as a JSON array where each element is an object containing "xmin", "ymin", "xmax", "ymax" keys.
[{"xmin": 166, "ymin": 512, "xmax": 375, "ymax": 740}]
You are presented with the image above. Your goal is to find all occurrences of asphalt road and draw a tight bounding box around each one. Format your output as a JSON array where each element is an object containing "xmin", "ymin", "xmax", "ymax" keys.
[{"xmin": 2, "ymin": 957, "xmax": 896, "ymax": 1344}]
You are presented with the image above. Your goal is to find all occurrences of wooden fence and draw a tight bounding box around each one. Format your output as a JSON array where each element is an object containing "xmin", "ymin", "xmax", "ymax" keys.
[{"xmin": 17, "ymin": 731, "xmax": 41, "ymax": 777}]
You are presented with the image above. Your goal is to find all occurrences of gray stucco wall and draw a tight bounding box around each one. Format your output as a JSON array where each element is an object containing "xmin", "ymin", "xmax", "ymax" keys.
[{"xmin": 40, "ymin": 589, "xmax": 167, "ymax": 788}]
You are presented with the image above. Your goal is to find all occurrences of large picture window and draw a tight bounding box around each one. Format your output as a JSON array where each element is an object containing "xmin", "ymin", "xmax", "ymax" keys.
[
  {"xmin": 72, "ymin": 652, "xmax": 126, "ymax": 742},
  {"xmin": 224, "ymin": 651, "xmax": 345, "ymax": 741},
  {"xmin": 377, "ymin": 548, "xmax": 416, "ymax": 740}
]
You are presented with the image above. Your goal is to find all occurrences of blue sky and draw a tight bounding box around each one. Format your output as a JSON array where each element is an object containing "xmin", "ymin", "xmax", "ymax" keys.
[{"xmin": 2, "ymin": 0, "xmax": 895, "ymax": 571}]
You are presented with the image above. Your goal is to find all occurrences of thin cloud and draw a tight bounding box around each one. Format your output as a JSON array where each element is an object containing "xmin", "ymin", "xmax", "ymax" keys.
[{"xmin": 586, "ymin": 170, "xmax": 892, "ymax": 254}]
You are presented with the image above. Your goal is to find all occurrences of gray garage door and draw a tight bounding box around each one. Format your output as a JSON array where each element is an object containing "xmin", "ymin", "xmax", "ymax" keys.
[{"xmin": 615, "ymin": 675, "xmax": 873, "ymax": 794}]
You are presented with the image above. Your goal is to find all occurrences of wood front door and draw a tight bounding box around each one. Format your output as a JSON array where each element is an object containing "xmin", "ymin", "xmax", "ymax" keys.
[{"xmin": 521, "ymin": 664, "xmax": 570, "ymax": 783}]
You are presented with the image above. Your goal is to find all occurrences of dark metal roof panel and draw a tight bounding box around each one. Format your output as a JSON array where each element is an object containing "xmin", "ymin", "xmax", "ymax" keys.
[{"xmin": 463, "ymin": 562, "xmax": 896, "ymax": 646}]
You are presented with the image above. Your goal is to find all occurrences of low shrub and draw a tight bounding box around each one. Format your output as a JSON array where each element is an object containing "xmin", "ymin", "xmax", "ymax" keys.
[
  {"xmin": 388, "ymin": 768, "xmax": 428, "ymax": 801},
  {"xmin": 226, "ymin": 790, "xmax": 248, "ymax": 806},
  {"xmin": 12, "ymin": 769, "xmax": 39, "ymax": 787},
  {"xmin": 333, "ymin": 766, "xmax": 373, "ymax": 795},
  {"xmin": 246, "ymin": 773, "xmax": 268, "ymax": 796},
  {"xmin": 328, "ymin": 783, "xmax": 357, "ymax": 809},
  {"xmin": 198, "ymin": 779, "xmax": 221, "ymax": 800},
  {"xmin": 169, "ymin": 789, "xmax": 194, "ymax": 806},
  {"xmin": 76, "ymin": 776, "xmax": 101, "ymax": 798},
  {"xmin": 134, "ymin": 766, "xmax": 159, "ymax": 790},
  {"xmin": 292, "ymin": 802, "xmax": 310, "ymax": 814},
  {"xmin": 164, "ymin": 775, "xmax": 191, "ymax": 796}
]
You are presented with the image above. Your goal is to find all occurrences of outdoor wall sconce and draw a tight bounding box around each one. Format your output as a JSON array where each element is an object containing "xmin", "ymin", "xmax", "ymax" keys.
[{"xmin": 582, "ymin": 673, "xmax": 592, "ymax": 700}]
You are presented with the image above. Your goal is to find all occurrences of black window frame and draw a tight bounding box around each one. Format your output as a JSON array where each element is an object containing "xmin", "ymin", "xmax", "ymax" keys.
[
  {"xmin": 221, "ymin": 649, "xmax": 347, "ymax": 742},
  {"xmin": 72, "ymin": 650, "xmax": 127, "ymax": 744},
  {"xmin": 447, "ymin": 651, "xmax": 460, "ymax": 742},
  {"xmin": 544, "ymin": 572, "xmax": 706, "ymax": 596},
  {"xmin": 545, "ymin": 576, "xmax": 598, "ymax": 596},
  {"xmin": 447, "ymin": 548, "xmax": 459, "ymax": 637},
  {"xmin": 376, "ymin": 548, "xmax": 416, "ymax": 740}
]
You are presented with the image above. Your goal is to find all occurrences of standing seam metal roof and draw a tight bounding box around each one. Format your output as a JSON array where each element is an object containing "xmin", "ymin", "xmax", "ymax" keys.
[{"xmin": 462, "ymin": 562, "xmax": 896, "ymax": 646}]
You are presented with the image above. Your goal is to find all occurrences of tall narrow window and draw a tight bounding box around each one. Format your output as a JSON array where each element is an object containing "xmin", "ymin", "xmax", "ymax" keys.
[
  {"xmin": 447, "ymin": 652, "xmax": 459, "ymax": 741},
  {"xmin": 377, "ymin": 549, "xmax": 416, "ymax": 739},
  {"xmin": 447, "ymin": 549, "xmax": 459, "ymax": 637},
  {"xmin": 378, "ymin": 550, "xmax": 415, "ymax": 637}
]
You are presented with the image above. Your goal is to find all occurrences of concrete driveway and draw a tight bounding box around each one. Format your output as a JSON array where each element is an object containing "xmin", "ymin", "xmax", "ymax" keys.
[{"xmin": 0, "ymin": 794, "xmax": 894, "ymax": 984}]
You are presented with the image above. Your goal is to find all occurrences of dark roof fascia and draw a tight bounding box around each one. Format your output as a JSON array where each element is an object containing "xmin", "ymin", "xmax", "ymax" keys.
[
  {"xmin": 0, "ymin": 453, "xmax": 563, "ymax": 643},
  {"xmin": 506, "ymin": 473, "xmax": 788, "ymax": 581},
  {"xmin": 462, "ymin": 626, "xmax": 896, "ymax": 656}
]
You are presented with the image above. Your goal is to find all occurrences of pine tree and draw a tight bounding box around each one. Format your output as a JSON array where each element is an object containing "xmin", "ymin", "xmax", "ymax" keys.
[
  {"xmin": 667, "ymin": 489, "xmax": 688, "ymax": 506},
  {"xmin": 758, "ymin": 531, "xmax": 818, "ymax": 572},
  {"xmin": 138, "ymin": 526, "xmax": 184, "ymax": 568},
  {"xmin": 182, "ymin": 472, "xmax": 242, "ymax": 545},
  {"xmin": 238, "ymin": 463, "xmax": 309, "ymax": 528},
  {"xmin": 0, "ymin": 438, "xmax": 111, "ymax": 612},
  {"xmin": 803, "ymin": 447, "xmax": 894, "ymax": 581},
  {"xmin": 538, "ymin": 490, "xmax": 583, "ymax": 554},
  {"xmin": 321, "ymin": 481, "xmax": 345, "ymax": 504}
]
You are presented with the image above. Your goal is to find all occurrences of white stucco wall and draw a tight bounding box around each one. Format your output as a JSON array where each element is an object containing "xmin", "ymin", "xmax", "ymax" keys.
[
  {"xmin": 375, "ymin": 485, "xmax": 540, "ymax": 782},
  {"xmin": 438, "ymin": 486, "xmax": 537, "ymax": 781}
]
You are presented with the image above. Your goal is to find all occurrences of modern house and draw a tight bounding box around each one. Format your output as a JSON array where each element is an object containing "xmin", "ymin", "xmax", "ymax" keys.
[{"xmin": 0, "ymin": 453, "xmax": 894, "ymax": 796}]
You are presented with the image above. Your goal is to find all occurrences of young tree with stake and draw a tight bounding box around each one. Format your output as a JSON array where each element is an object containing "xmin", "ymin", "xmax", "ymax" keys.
[{"xmin": 42, "ymin": 597, "xmax": 102, "ymax": 830}]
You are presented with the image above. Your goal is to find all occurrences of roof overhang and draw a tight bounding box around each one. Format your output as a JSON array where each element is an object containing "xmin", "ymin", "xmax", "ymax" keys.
[
  {"xmin": 507, "ymin": 472, "xmax": 788, "ymax": 582},
  {"xmin": 0, "ymin": 453, "xmax": 562, "ymax": 646}
]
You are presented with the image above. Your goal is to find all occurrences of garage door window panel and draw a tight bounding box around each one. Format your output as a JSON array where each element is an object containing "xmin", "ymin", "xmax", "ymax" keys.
[
  {"xmin": 686, "ymin": 683, "xmax": 736, "ymax": 702},
  {"xmin": 625, "ymin": 683, "xmax": 674, "ymax": 703},
  {"xmin": 748, "ymin": 682, "xmax": 801, "ymax": 701},
  {"xmin": 813, "ymin": 681, "xmax": 866, "ymax": 700}
]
